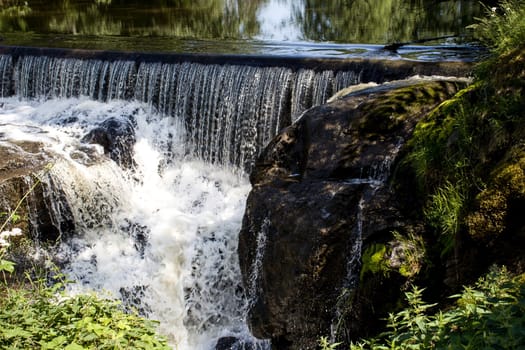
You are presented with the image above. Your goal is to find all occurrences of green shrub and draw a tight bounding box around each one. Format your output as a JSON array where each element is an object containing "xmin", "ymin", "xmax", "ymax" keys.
[
  {"xmin": 469, "ymin": 0, "xmax": 525, "ymax": 55},
  {"xmin": 0, "ymin": 272, "xmax": 170, "ymax": 350},
  {"xmin": 1, "ymin": 222, "xmax": 169, "ymax": 349},
  {"xmin": 348, "ymin": 266, "xmax": 525, "ymax": 350}
]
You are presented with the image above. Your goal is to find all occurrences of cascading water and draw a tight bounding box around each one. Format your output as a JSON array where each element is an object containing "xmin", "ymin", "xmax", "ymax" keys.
[
  {"xmin": 0, "ymin": 55, "xmax": 12, "ymax": 97},
  {"xmin": 246, "ymin": 217, "xmax": 270, "ymax": 309},
  {"xmin": 1, "ymin": 54, "xmax": 361, "ymax": 172},
  {"xmin": 0, "ymin": 52, "xmax": 363, "ymax": 349},
  {"xmin": 347, "ymin": 139, "xmax": 404, "ymax": 285},
  {"xmin": 331, "ymin": 139, "xmax": 404, "ymax": 342},
  {"xmin": 1, "ymin": 97, "xmax": 259, "ymax": 349}
]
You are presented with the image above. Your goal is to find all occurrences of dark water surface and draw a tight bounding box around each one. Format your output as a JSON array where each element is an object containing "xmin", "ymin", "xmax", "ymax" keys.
[{"xmin": 0, "ymin": 0, "xmax": 485, "ymax": 59}]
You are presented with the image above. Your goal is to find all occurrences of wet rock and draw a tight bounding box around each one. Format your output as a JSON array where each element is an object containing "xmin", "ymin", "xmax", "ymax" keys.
[
  {"xmin": 215, "ymin": 337, "xmax": 238, "ymax": 350},
  {"xmin": 0, "ymin": 140, "xmax": 75, "ymax": 261},
  {"xmin": 82, "ymin": 117, "xmax": 136, "ymax": 168},
  {"xmin": 238, "ymin": 79, "xmax": 466, "ymax": 349},
  {"xmin": 215, "ymin": 336, "xmax": 265, "ymax": 350},
  {"xmin": 0, "ymin": 140, "xmax": 50, "ymax": 182},
  {"xmin": 121, "ymin": 219, "xmax": 150, "ymax": 257}
]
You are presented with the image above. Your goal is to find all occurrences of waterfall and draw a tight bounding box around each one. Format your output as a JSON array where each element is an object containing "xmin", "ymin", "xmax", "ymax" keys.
[
  {"xmin": 0, "ymin": 51, "xmax": 368, "ymax": 349},
  {"xmin": 0, "ymin": 54, "xmax": 12, "ymax": 97},
  {"xmin": 344, "ymin": 139, "xmax": 404, "ymax": 288},
  {"xmin": 0, "ymin": 53, "xmax": 361, "ymax": 172},
  {"xmin": 247, "ymin": 217, "xmax": 270, "ymax": 307},
  {"xmin": 330, "ymin": 138, "xmax": 404, "ymax": 342},
  {"xmin": 0, "ymin": 97, "xmax": 259, "ymax": 349}
]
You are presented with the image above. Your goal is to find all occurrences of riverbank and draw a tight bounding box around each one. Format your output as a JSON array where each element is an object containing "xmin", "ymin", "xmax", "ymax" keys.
[{"xmin": 319, "ymin": 1, "xmax": 525, "ymax": 348}]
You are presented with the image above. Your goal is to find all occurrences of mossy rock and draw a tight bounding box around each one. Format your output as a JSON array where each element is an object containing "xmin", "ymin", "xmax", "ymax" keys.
[
  {"xmin": 493, "ymin": 149, "xmax": 525, "ymax": 198},
  {"xmin": 466, "ymin": 145, "xmax": 525, "ymax": 243},
  {"xmin": 482, "ymin": 47, "xmax": 525, "ymax": 94},
  {"xmin": 401, "ymin": 86, "xmax": 471, "ymax": 191},
  {"xmin": 360, "ymin": 229, "xmax": 427, "ymax": 282},
  {"xmin": 360, "ymin": 243, "xmax": 389, "ymax": 280},
  {"xmin": 358, "ymin": 80, "xmax": 466, "ymax": 135}
]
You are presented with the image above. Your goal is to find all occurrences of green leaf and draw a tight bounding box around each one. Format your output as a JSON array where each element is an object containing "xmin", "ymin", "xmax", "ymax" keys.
[
  {"xmin": 81, "ymin": 333, "xmax": 98, "ymax": 342},
  {"xmin": 41, "ymin": 335, "xmax": 68, "ymax": 349},
  {"xmin": 116, "ymin": 320, "xmax": 131, "ymax": 330},
  {"xmin": 2, "ymin": 327, "xmax": 32, "ymax": 339},
  {"xmin": 414, "ymin": 317, "xmax": 427, "ymax": 332},
  {"xmin": 10, "ymin": 213, "xmax": 21, "ymax": 224},
  {"xmin": 0, "ymin": 273, "xmax": 169, "ymax": 349},
  {"xmin": 0, "ymin": 259, "xmax": 15, "ymax": 273}
]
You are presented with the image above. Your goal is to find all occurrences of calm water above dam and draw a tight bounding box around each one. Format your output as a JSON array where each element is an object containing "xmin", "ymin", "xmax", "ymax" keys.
[{"xmin": 0, "ymin": 0, "xmax": 485, "ymax": 60}]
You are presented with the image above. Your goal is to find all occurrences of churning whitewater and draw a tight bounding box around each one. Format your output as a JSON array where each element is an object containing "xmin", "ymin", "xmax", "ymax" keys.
[
  {"xmin": 0, "ymin": 50, "xmax": 365, "ymax": 350},
  {"xmin": 0, "ymin": 97, "xmax": 266, "ymax": 349}
]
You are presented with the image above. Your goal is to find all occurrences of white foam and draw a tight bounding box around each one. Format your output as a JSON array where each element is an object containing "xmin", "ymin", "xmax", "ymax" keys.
[{"xmin": 1, "ymin": 96, "xmax": 257, "ymax": 349}]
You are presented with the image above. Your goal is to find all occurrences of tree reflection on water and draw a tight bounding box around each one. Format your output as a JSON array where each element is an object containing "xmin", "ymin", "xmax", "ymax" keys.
[{"xmin": 0, "ymin": 0, "xmax": 485, "ymax": 53}]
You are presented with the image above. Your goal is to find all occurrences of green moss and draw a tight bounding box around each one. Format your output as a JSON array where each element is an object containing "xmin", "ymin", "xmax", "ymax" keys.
[
  {"xmin": 493, "ymin": 153, "xmax": 525, "ymax": 198},
  {"xmin": 466, "ymin": 147, "xmax": 525, "ymax": 242},
  {"xmin": 360, "ymin": 244, "xmax": 389, "ymax": 280},
  {"xmin": 466, "ymin": 188, "xmax": 507, "ymax": 240},
  {"xmin": 398, "ymin": 41, "xmax": 525, "ymax": 253},
  {"xmin": 359, "ymin": 81, "xmax": 464, "ymax": 135}
]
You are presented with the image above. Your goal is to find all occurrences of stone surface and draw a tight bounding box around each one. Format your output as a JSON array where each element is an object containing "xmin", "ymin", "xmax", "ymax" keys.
[
  {"xmin": 81, "ymin": 116, "xmax": 136, "ymax": 168},
  {"xmin": 238, "ymin": 79, "xmax": 466, "ymax": 349},
  {"xmin": 0, "ymin": 140, "xmax": 66, "ymax": 242},
  {"xmin": 215, "ymin": 336, "xmax": 264, "ymax": 350}
]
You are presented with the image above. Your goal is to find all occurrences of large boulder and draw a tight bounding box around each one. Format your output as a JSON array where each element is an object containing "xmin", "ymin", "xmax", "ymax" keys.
[
  {"xmin": 0, "ymin": 139, "xmax": 76, "ymax": 275},
  {"xmin": 0, "ymin": 140, "xmax": 69, "ymax": 242},
  {"xmin": 238, "ymin": 78, "xmax": 467, "ymax": 349},
  {"xmin": 81, "ymin": 116, "xmax": 136, "ymax": 168}
]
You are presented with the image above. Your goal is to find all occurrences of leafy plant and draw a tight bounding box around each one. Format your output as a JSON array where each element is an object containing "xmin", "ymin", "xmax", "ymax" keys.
[
  {"xmin": 424, "ymin": 181, "xmax": 465, "ymax": 256},
  {"xmin": 0, "ymin": 264, "xmax": 170, "ymax": 349},
  {"xmin": 0, "ymin": 234, "xmax": 18, "ymax": 282},
  {"xmin": 1, "ymin": 227, "xmax": 22, "ymax": 283},
  {"xmin": 469, "ymin": 0, "xmax": 525, "ymax": 55},
  {"xmin": 319, "ymin": 336, "xmax": 341, "ymax": 350},
  {"xmin": 0, "ymin": 255, "xmax": 168, "ymax": 349},
  {"xmin": 348, "ymin": 266, "xmax": 525, "ymax": 350}
]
